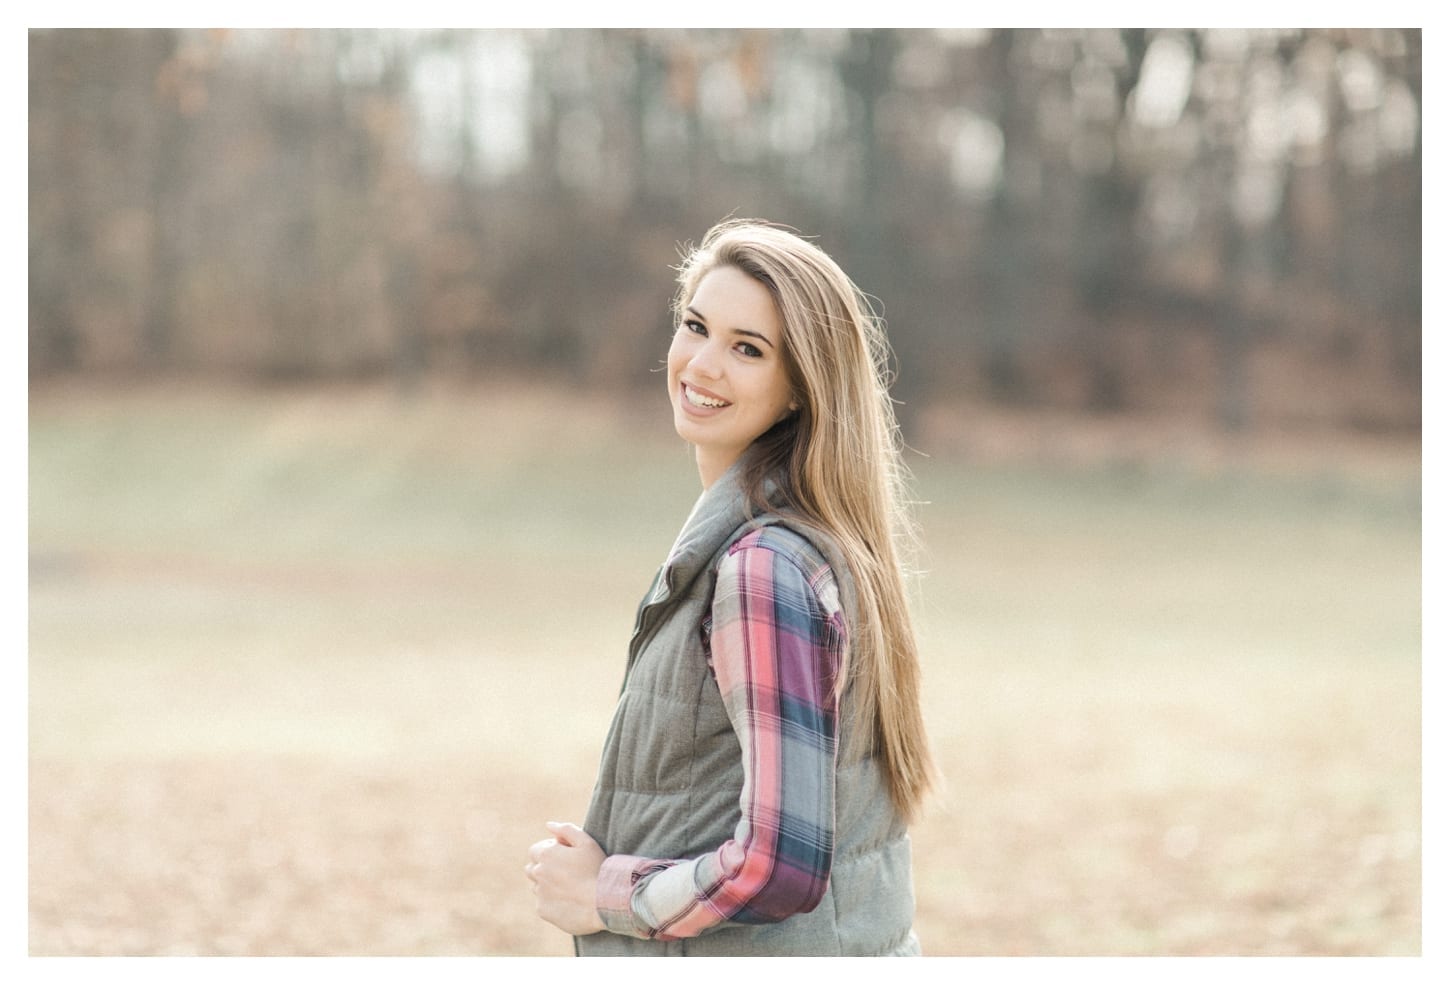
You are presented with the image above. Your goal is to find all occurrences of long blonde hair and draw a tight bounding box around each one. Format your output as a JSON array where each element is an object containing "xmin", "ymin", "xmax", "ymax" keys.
[{"xmin": 673, "ymin": 218, "xmax": 935, "ymax": 821}]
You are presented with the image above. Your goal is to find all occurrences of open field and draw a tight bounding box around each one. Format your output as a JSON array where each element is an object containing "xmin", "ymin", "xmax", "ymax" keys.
[{"xmin": 28, "ymin": 381, "xmax": 1421, "ymax": 955}]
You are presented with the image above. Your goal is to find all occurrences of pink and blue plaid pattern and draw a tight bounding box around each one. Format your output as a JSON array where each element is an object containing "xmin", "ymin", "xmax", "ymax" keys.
[{"xmin": 596, "ymin": 527, "xmax": 845, "ymax": 940}]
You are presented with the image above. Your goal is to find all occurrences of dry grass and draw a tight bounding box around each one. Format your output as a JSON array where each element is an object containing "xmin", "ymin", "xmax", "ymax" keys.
[{"xmin": 28, "ymin": 380, "xmax": 1421, "ymax": 955}]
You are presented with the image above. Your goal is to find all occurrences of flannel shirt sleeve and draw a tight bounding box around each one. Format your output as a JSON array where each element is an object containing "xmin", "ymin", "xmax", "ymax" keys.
[{"xmin": 594, "ymin": 538, "xmax": 843, "ymax": 941}]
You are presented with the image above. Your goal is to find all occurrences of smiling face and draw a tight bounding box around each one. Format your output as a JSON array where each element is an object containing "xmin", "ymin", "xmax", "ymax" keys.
[{"xmin": 667, "ymin": 265, "xmax": 797, "ymax": 488}]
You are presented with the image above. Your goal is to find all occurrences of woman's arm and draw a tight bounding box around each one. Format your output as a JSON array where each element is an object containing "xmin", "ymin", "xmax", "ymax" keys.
[{"xmin": 593, "ymin": 537, "xmax": 844, "ymax": 941}]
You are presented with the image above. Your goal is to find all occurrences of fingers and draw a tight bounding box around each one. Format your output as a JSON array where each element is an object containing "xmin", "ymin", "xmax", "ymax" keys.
[
  {"xmin": 545, "ymin": 820, "xmax": 581, "ymax": 847},
  {"xmin": 525, "ymin": 833, "xmax": 567, "ymax": 885},
  {"xmin": 545, "ymin": 820, "xmax": 593, "ymax": 848},
  {"xmin": 527, "ymin": 822, "xmax": 590, "ymax": 902}
]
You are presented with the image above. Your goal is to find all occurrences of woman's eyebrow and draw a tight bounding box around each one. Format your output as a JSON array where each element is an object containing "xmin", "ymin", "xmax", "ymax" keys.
[{"xmin": 686, "ymin": 306, "xmax": 776, "ymax": 349}]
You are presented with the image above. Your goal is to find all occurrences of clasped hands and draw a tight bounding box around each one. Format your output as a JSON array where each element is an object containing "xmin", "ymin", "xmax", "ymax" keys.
[{"xmin": 525, "ymin": 821, "xmax": 606, "ymax": 936}]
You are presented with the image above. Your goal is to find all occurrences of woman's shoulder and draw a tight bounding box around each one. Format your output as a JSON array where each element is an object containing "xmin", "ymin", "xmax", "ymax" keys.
[
  {"xmin": 722, "ymin": 521, "xmax": 842, "ymax": 598},
  {"xmin": 727, "ymin": 521, "xmax": 823, "ymax": 562},
  {"xmin": 717, "ymin": 520, "xmax": 852, "ymax": 629}
]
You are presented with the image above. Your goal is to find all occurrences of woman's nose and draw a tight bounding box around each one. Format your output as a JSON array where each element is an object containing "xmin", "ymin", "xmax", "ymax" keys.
[{"xmin": 688, "ymin": 340, "xmax": 724, "ymax": 378}]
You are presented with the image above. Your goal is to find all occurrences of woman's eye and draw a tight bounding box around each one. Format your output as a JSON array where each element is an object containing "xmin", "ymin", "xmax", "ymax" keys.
[
  {"xmin": 683, "ymin": 320, "xmax": 707, "ymax": 336},
  {"xmin": 736, "ymin": 342, "xmax": 763, "ymax": 358}
]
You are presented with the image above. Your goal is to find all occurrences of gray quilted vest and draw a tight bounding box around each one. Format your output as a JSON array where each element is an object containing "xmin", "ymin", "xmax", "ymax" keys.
[{"xmin": 574, "ymin": 462, "xmax": 920, "ymax": 956}]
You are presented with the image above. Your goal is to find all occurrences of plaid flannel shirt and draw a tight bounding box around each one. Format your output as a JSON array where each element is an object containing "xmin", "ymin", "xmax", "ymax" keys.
[{"xmin": 595, "ymin": 527, "xmax": 845, "ymax": 940}]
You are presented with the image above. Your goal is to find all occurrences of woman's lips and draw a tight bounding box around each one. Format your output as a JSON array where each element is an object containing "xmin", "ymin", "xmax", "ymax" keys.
[{"xmin": 681, "ymin": 381, "xmax": 730, "ymax": 413}]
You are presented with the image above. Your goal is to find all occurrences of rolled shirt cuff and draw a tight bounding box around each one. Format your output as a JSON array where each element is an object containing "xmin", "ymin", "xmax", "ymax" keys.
[{"xmin": 596, "ymin": 853, "xmax": 651, "ymax": 938}]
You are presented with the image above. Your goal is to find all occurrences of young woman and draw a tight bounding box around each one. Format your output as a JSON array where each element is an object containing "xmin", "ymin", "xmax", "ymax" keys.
[{"xmin": 525, "ymin": 219, "xmax": 934, "ymax": 956}]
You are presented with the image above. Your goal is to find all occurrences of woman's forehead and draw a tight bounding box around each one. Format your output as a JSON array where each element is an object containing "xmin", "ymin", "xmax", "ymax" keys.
[{"xmin": 687, "ymin": 267, "xmax": 782, "ymax": 339}]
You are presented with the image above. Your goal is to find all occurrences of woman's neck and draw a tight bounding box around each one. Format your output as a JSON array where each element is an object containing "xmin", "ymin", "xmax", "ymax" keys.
[{"xmin": 694, "ymin": 447, "xmax": 738, "ymax": 490}]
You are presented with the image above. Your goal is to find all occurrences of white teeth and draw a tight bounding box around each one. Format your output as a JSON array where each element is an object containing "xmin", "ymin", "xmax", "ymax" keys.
[{"xmin": 685, "ymin": 385, "xmax": 728, "ymax": 409}]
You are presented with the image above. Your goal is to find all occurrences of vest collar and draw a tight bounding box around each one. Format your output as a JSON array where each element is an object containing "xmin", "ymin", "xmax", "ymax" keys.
[
  {"xmin": 627, "ymin": 457, "xmax": 860, "ymax": 685},
  {"xmin": 653, "ymin": 457, "xmax": 762, "ymax": 604}
]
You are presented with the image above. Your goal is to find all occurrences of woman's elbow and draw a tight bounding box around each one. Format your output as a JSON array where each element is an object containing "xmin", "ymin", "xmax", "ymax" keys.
[{"xmin": 733, "ymin": 869, "xmax": 832, "ymax": 924}]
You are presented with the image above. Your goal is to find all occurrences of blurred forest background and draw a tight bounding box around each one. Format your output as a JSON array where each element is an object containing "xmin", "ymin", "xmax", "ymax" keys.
[
  {"xmin": 29, "ymin": 28, "xmax": 1421, "ymax": 957},
  {"xmin": 29, "ymin": 27, "xmax": 1420, "ymax": 431}
]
